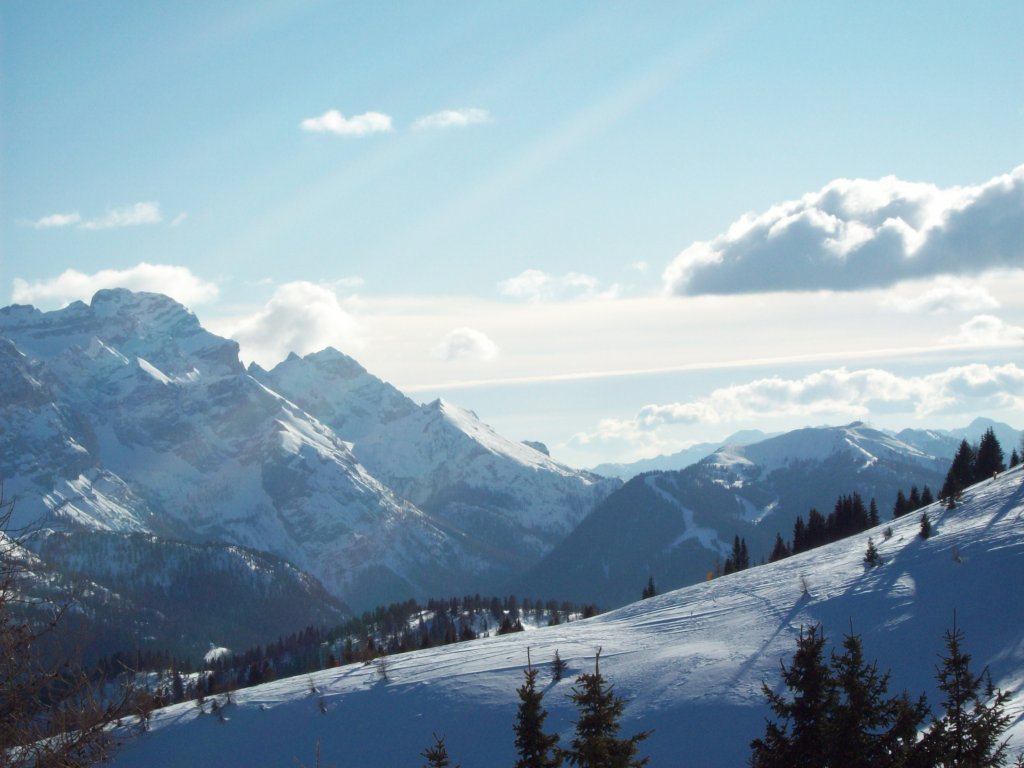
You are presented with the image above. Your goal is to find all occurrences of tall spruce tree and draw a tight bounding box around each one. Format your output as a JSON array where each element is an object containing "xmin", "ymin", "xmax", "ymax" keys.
[
  {"xmin": 751, "ymin": 624, "xmax": 835, "ymax": 768},
  {"xmin": 828, "ymin": 632, "xmax": 927, "ymax": 768},
  {"xmin": 513, "ymin": 654, "xmax": 562, "ymax": 768},
  {"xmin": 973, "ymin": 428, "xmax": 1005, "ymax": 482},
  {"xmin": 919, "ymin": 620, "xmax": 1013, "ymax": 767},
  {"xmin": 941, "ymin": 440, "xmax": 976, "ymax": 501},
  {"xmin": 564, "ymin": 650, "xmax": 650, "ymax": 768}
]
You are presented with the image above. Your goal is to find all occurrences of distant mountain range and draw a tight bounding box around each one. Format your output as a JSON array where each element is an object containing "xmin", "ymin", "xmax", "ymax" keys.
[{"xmin": 515, "ymin": 419, "xmax": 1020, "ymax": 607}]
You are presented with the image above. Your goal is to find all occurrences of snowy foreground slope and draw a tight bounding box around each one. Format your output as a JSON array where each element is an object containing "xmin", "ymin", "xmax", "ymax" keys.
[{"xmin": 112, "ymin": 467, "xmax": 1024, "ymax": 768}]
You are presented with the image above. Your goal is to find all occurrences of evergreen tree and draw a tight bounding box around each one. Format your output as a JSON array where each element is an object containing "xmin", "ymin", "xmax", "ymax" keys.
[
  {"xmin": 908, "ymin": 486, "xmax": 922, "ymax": 511},
  {"xmin": 768, "ymin": 533, "xmax": 791, "ymax": 563},
  {"xmin": 1009, "ymin": 449, "xmax": 1020, "ymax": 469},
  {"xmin": 974, "ymin": 428, "xmax": 1005, "ymax": 482},
  {"xmin": 919, "ymin": 620, "xmax": 1013, "ymax": 767},
  {"xmin": 863, "ymin": 537, "xmax": 883, "ymax": 568},
  {"xmin": 919, "ymin": 512, "xmax": 932, "ymax": 539},
  {"xmin": 750, "ymin": 625, "xmax": 835, "ymax": 768},
  {"xmin": 641, "ymin": 576, "xmax": 656, "ymax": 600},
  {"xmin": 552, "ymin": 650, "xmax": 567, "ymax": 683},
  {"xmin": 920, "ymin": 485, "xmax": 934, "ymax": 507},
  {"xmin": 513, "ymin": 656, "xmax": 562, "ymax": 768},
  {"xmin": 829, "ymin": 632, "xmax": 928, "ymax": 768},
  {"xmin": 868, "ymin": 498, "xmax": 880, "ymax": 527},
  {"xmin": 564, "ymin": 650, "xmax": 650, "ymax": 768},
  {"xmin": 941, "ymin": 440, "xmax": 976, "ymax": 501},
  {"xmin": 893, "ymin": 490, "xmax": 909, "ymax": 519},
  {"xmin": 421, "ymin": 733, "xmax": 457, "ymax": 768}
]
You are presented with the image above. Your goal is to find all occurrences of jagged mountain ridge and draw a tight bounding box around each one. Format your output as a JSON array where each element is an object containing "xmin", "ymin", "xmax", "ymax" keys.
[
  {"xmin": 253, "ymin": 348, "xmax": 619, "ymax": 568},
  {"xmin": 515, "ymin": 421, "xmax": 953, "ymax": 607},
  {"xmin": 0, "ymin": 289, "xmax": 615, "ymax": 610}
]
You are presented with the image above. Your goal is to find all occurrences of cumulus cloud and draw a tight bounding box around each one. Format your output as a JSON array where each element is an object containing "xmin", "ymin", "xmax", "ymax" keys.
[
  {"xmin": 943, "ymin": 315, "xmax": 1024, "ymax": 346},
  {"xmin": 884, "ymin": 277, "xmax": 1000, "ymax": 314},
  {"xmin": 434, "ymin": 327, "xmax": 499, "ymax": 362},
  {"xmin": 32, "ymin": 211, "xmax": 81, "ymax": 229},
  {"xmin": 221, "ymin": 282, "xmax": 364, "ymax": 368},
  {"xmin": 11, "ymin": 263, "xmax": 218, "ymax": 308},
  {"xmin": 413, "ymin": 108, "xmax": 491, "ymax": 130},
  {"xmin": 664, "ymin": 165, "xmax": 1024, "ymax": 296},
  {"xmin": 300, "ymin": 109, "xmax": 392, "ymax": 136},
  {"xmin": 498, "ymin": 269, "xmax": 620, "ymax": 303},
  {"xmin": 578, "ymin": 364, "xmax": 1024, "ymax": 445},
  {"xmin": 30, "ymin": 202, "xmax": 163, "ymax": 231}
]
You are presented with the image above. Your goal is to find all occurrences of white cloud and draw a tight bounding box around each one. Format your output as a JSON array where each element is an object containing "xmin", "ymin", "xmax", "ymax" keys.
[
  {"xmin": 943, "ymin": 315, "xmax": 1024, "ymax": 347},
  {"xmin": 413, "ymin": 108, "xmax": 491, "ymax": 130},
  {"xmin": 10, "ymin": 263, "xmax": 218, "ymax": 309},
  {"xmin": 884, "ymin": 277, "xmax": 1000, "ymax": 314},
  {"xmin": 577, "ymin": 363, "xmax": 1024, "ymax": 446},
  {"xmin": 300, "ymin": 109, "xmax": 392, "ymax": 137},
  {"xmin": 664, "ymin": 164, "xmax": 1024, "ymax": 296},
  {"xmin": 219, "ymin": 282, "xmax": 364, "ymax": 368},
  {"xmin": 32, "ymin": 211, "xmax": 81, "ymax": 229},
  {"xmin": 78, "ymin": 201, "xmax": 163, "ymax": 230},
  {"xmin": 170, "ymin": 212, "xmax": 188, "ymax": 227},
  {"xmin": 29, "ymin": 202, "xmax": 163, "ymax": 231},
  {"xmin": 434, "ymin": 327, "xmax": 499, "ymax": 362},
  {"xmin": 498, "ymin": 269, "xmax": 620, "ymax": 303}
]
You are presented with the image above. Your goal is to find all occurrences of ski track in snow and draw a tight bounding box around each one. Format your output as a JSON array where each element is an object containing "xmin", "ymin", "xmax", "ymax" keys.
[{"xmin": 109, "ymin": 466, "xmax": 1024, "ymax": 768}]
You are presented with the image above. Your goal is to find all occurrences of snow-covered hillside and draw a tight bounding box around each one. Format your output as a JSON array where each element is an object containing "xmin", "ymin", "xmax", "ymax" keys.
[{"xmin": 109, "ymin": 466, "xmax": 1024, "ymax": 768}]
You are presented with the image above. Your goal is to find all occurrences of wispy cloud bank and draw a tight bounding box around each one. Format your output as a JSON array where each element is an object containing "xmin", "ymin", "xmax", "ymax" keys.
[
  {"xmin": 498, "ymin": 269, "xmax": 619, "ymax": 303},
  {"xmin": 218, "ymin": 282, "xmax": 364, "ymax": 368},
  {"xmin": 944, "ymin": 315, "xmax": 1024, "ymax": 347},
  {"xmin": 31, "ymin": 202, "xmax": 163, "ymax": 230},
  {"xmin": 434, "ymin": 327, "xmax": 499, "ymax": 362},
  {"xmin": 664, "ymin": 165, "xmax": 1024, "ymax": 296},
  {"xmin": 300, "ymin": 109, "xmax": 393, "ymax": 136},
  {"xmin": 413, "ymin": 108, "xmax": 491, "ymax": 130},
  {"xmin": 576, "ymin": 364, "xmax": 1024, "ymax": 450},
  {"xmin": 884, "ymin": 277, "xmax": 1000, "ymax": 314},
  {"xmin": 11, "ymin": 263, "xmax": 218, "ymax": 308}
]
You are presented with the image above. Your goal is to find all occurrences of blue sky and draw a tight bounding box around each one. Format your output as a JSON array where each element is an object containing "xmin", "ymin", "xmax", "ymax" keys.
[{"xmin": 3, "ymin": 1, "xmax": 1023, "ymax": 467}]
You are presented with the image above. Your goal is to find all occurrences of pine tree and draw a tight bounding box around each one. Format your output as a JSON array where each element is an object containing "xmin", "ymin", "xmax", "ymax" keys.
[
  {"xmin": 974, "ymin": 428, "xmax": 1005, "ymax": 482},
  {"xmin": 564, "ymin": 650, "xmax": 650, "ymax": 767},
  {"xmin": 750, "ymin": 625, "xmax": 835, "ymax": 768},
  {"xmin": 920, "ymin": 485, "xmax": 934, "ymax": 507},
  {"xmin": 941, "ymin": 440, "xmax": 976, "ymax": 501},
  {"xmin": 552, "ymin": 650, "xmax": 567, "ymax": 683},
  {"xmin": 868, "ymin": 498, "xmax": 880, "ymax": 527},
  {"xmin": 1009, "ymin": 449, "xmax": 1020, "ymax": 469},
  {"xmin": 421, "ymin": 733, "xmax": 458, "ymax": 768},
  {"xmin": 919, "ymin": 512, "xmax": 932, "ymax": 539},
  {"xmin": 769, "ymin": 533, "xmax": 791, "ymax": 563},
  {"xmin": 863, "ymin": 537, "xmax": 883, "ymax": 568},
  {"xmin": 892, "ymin": 490, "xmax": 909, "ymax": 519},
  {"xmin": 829, "ymin": 632, "xmax": 927, "ymax": 768},
  {"xmin": 513, "ymin": 655, "xmax": 562, "ymax": 768},
  {"xmin": 920, "ymin": 620, "xmax": 1013, "ymax": 767},
  {"xmin": 641, "ymin": 576, "xmax": 656, "ymax": 600}
]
